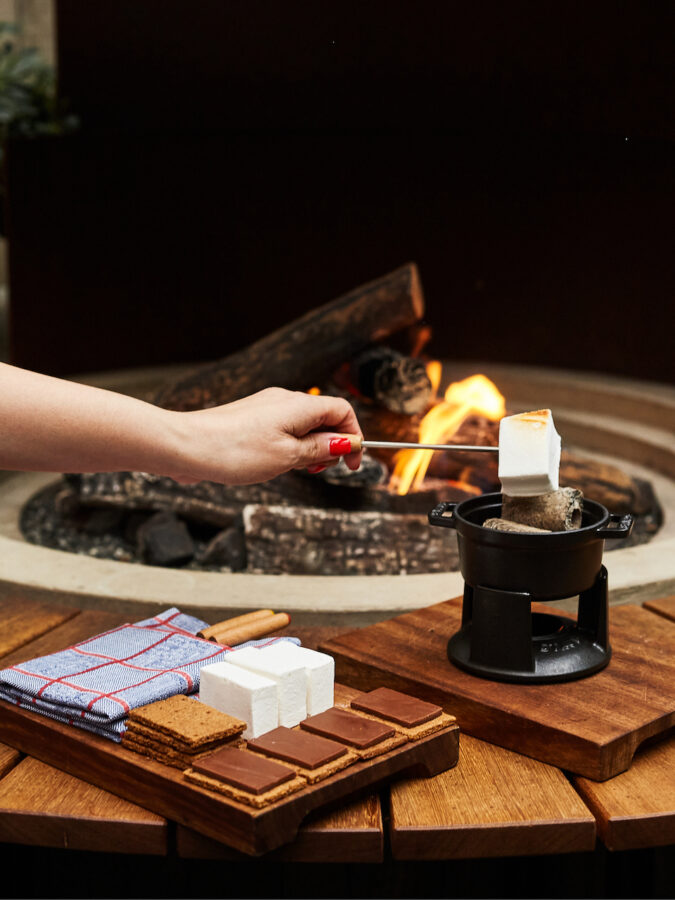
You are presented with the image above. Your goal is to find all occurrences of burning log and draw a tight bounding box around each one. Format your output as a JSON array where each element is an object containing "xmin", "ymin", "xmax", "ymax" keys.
[
  {"xmin": 154, "ymin": 263, "xmax": 425, "ymax": 411},
  {"xmin": 242, "ymin": 504, "xmax": 459, "ymax": 576},
  {"xmin": 484, "ymin": 518, "xmax": 551, "ymax": 534},
  {"xmin": 501, "ymin": 487, "xmax": 583, "ymax": 532},
  {"xmin": 347, "ymin": 346, "xmax": 432, "ymax": 415}
]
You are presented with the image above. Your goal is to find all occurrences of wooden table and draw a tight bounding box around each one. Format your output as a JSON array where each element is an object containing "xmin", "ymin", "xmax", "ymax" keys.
[{"xmin": 0, "ymin": 598, "xmax": 673, "ymax": 898}]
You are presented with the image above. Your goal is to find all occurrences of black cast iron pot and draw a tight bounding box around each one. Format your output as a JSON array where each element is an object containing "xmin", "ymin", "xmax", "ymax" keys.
[{"xmin": 428, "ymin": 493, "xmax": 633, "ymax": 600}]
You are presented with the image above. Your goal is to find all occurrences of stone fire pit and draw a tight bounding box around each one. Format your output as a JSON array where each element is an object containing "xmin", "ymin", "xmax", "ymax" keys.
[{"xmin": 0, "ymin": 361, "xmax": 673, "ymax": 625}]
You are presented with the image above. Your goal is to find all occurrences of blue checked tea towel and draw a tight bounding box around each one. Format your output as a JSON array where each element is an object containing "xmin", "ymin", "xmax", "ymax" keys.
[{"xmin": 0, "ymin": 607, "xmax": 299, "ymax": 741}]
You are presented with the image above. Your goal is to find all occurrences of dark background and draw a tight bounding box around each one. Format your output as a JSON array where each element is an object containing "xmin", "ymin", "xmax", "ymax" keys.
[{"xmin": 6, "ymin": 1, "xmax": 675, "ymax": 382}]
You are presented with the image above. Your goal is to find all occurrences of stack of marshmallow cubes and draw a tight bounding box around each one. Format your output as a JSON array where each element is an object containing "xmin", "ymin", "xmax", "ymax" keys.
[{"xmin": 200, "ymin": 642, "xmax": 334, "ymax": 738}]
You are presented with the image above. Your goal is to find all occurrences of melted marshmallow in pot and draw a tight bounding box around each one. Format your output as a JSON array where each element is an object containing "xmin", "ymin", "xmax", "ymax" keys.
[{"xmin": 498, "ymin": 408, "xmax": 561, "ymax": 497}]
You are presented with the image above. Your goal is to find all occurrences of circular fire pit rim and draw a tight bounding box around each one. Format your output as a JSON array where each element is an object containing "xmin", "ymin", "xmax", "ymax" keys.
[{"xmin": 0, "ymin": 362, "xmax": 673, "ymax": 618}]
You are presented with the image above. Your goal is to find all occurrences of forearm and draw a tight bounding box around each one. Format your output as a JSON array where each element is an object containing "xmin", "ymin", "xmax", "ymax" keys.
[{"xmin": 0, "ymin": 363, "xmax": 183, "ymax": 475}]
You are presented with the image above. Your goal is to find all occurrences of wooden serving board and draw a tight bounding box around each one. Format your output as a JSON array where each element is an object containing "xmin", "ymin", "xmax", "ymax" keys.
[
  {"xmin": 0, "ymin": 683, "xmax": 458, "ymax": 856},
  {"xmin": 320, "ymin": 599, "xmax": 675, "ymax": 781}
]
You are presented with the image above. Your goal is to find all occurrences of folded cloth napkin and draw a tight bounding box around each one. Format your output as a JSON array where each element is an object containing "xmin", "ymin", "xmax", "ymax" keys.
[{"xmin": 0, "ymin": 607, "xmax": 299, "ymax": 741}]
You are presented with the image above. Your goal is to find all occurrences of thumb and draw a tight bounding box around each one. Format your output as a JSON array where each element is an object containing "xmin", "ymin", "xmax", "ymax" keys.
[{"xmin": 296, "ymin": 432, "xmax": 363, "ymax": 470}]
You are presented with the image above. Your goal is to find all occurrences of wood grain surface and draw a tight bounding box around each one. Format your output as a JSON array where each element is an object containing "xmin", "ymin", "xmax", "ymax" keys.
[
  {"xmin": 0, "ymin": 608, "xmax": 128, "ymax": 669},
  {"xmin": 0, "ymin": 757, "xmax": 168, "ymax": 854},
  {"xmin": 390, "ymin": 734, "xmax": 596, "ymax": 859},
  {"xmin": 176, "ymin": 793, "xmax": 383, "ymax": 862},
  {"xmin": 321, "ymin": 599, "xmax": 675, "ymax": 780},
  {"xmin": 573, "ymin": 733, "xmax": 675, "ymax": 850},
  {"xmin": 0, "ymin": 742, "xmax": 21, "ymax": 779},
  {"xmin": 0, "ymin": 682, "xmax": 458, "ymax": 856},
  {"xmin": 0, "ymin": 599, "xmax": 80, "ymax": 658},
  {"xmin": 644, "ymin": 595, "xmax": 675, "ymax": 623}
]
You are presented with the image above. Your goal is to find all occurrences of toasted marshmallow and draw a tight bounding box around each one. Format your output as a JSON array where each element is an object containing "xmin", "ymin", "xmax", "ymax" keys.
[
  {"xmin": 199, "ymin": 661, "xmax": 277, "ymax": 739},
  {"xmin": 225, "ymin": 646, "xmax": 307, "ymax": 728},
  {"xmin": 498, "ymin": 409, "xmax": 561, "ymax": 497}
]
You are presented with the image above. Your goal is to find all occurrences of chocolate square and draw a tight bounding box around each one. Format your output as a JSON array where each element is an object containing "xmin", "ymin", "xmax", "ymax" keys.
[
  {"xmin": 248, "ymin": 726, "xmax": 347, "ymax": 770},
  {"xmin": 350, "ymin": 687, "xmax": 442, "ymax": 727},
  {"xmin": 193, "ymin": 746, "xmax": 295, "ymax": 795},
  {"xmin": 300, "ymin": 707, "xmax": 395, "ymax": 749}
]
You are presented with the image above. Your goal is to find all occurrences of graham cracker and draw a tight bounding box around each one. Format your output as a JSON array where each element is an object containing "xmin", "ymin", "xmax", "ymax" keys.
[
  {"xmin": 353, "ymin": 731, "xmax": 408, "ymax": 760},
  {"xmin": 122, "ymin": 731, "xmax": 244, "ymax": 769},
  {"xmin": 122, "ymin": 733, "xmax": 190, "ymax": 769},
  {"xmin": 128, "ymin": 694, "xmax": 245, "ymax": 747},
  {"xmin": 183, "ymin": 767, "xmax": 307, "ymax": 809},
  {"xmin": 124, "ymin": 720, "xmax": 235, "ymax": 755},
  {"xmin": 247, "ymin": 743, "xmax": 359, "ymax": 784},
  {"xmin": 351, "ymin": 709, "xmax": 457, "ymax": 742}
]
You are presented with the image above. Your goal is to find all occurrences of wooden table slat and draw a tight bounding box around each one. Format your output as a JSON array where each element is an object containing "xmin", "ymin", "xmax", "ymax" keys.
[
  {"xmin": 573, "ymin": 733, "xmax": 675, "ymax": 851},
  {"xmin": 390, "ymin": 734, "xmax": 596, "ymax": 860},
  {"xmin": 177, "ymin": 793, "xmax": 384, "ymax": 862},
  {"xmin": 0, "ymin": 742, "xmax": 21, "ymax": 779},
  {"xmin": 0, "ymin": 609, "xmax": 127, "ymax": 668},
  {"xmin": 644, "ymin": 595, "xmax": 675, "ymax": 623},
  {"xmin": 322, "ymin": 601, "xmax": 675, "ymax": 780},
  {"xmin": 0, "ymin": 757, "xmax": 168, "ymax": 854},
  {"xmin": 0, "ymin": 599, "xmax": 80, "ymax": 659}
]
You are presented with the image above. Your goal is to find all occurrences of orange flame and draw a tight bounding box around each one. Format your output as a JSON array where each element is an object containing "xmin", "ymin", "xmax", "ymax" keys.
[
  {"xmin": 308, "ymin": 386, "xmax": 321, "ymax": 395},
  {"xmin": 391, "ymin": 371, "xmax": 506, "ymax": 495}
]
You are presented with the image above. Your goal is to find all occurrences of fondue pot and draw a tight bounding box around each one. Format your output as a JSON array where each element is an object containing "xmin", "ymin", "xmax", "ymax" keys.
[{"xmin": 429, "ymin": 493, "xmax": 634, "ymax": 683}]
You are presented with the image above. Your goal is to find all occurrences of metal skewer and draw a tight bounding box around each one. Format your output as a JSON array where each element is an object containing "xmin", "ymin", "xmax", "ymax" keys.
[{"xmin": 360, "ymin": 440, "xmax": 498, "ymax": 453}]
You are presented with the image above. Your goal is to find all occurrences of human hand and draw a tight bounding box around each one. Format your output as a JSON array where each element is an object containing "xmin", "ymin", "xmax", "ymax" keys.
[{"xmin": 166, "ymin": 387, "xmax": 363, "ymax": 485}]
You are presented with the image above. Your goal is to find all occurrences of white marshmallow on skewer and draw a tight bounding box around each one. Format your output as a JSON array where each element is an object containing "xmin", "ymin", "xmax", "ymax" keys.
[
  {"xmin": 199, "ymin": 661, "xmax": 277, "ymax": 739},
  {"xmin": 498, "ymin": 408, "xmax": 562, "ymax": 497},
  {"xmin": 225, "ymin": 646, "xmax": 307, "ymax": 728},
  {"xmin": 261, "ymin": 642, "xmax": 334, "ymax": 716}
]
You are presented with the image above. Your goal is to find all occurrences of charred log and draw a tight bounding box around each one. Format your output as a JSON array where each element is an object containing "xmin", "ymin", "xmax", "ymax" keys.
[
  {"xmin": 347, "ymin": 346, "xmax": 431, "ymax": 415},
  {"xmin": 242, "ymin": 504, "xmax": 459, "ymax": 576},
  {"xmin": 154, "ymin": 263, "xmax": 424, "ymax": 411}
]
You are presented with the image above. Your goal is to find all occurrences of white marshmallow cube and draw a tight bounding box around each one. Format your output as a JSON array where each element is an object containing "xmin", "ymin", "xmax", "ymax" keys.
[
  {"xmin": 261, "ymin": 643, "xmax": 334, "ymax": 716},
  {"xmin": 225, "ymin": 646, "xmax": 307, "ymax": 728},
  {"xmin": 199, "ymin": 660, "xmax": 277, "ymax": 739},
  {"xmin": 498, "ymin": 408, "xmax": 562, "ymax": 497}
]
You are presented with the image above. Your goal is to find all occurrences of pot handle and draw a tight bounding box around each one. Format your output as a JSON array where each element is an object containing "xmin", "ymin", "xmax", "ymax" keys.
[
  {"xmin": 596, "ymin": 513, "xmax": 634, "ymax": 539},
  {"xmin": 428, "ymin": 501, "xmax": 458, "ymax": 529}
]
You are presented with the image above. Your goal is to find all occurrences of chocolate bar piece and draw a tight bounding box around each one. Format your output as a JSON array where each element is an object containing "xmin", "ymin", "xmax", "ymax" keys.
[
  {"xmin": 247, "ymin": 726, "xmax": 347, "ymax": 770},
  {"xmin": 193, "ymin": 746, "xmax": 295, "ymax": 795},
  {"xmin": 301, "ymin": 707, "xmax": 395, "ymax": 749},
  {"xmin": 350, "ymin": 687, "xmax": 442, "ymax": 727}
]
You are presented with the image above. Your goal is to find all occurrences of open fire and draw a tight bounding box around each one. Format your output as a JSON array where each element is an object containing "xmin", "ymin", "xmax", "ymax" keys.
[
  {"xmin": 390, "ymin": 371, "xmax": 506, "ymax": 495},
  {"xmin": 20, "ymin": 264, "xmax": 662, "ymax": 577}
]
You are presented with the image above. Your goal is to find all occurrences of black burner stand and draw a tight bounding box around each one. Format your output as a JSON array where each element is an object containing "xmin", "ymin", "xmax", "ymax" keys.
[{"xmin": 447, "ymin": 566, "xmax": 611, "ymax": 683}]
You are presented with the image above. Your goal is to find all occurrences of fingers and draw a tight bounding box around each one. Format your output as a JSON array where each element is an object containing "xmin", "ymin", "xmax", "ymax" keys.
[{"xmin": 295, "ymin": 430, "xmax": 363, "ymax": 472}]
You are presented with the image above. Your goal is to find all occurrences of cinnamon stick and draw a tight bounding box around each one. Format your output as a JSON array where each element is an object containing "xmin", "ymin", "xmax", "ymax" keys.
[
  {"xmin": 197, "ymin": 609, "xmax": 275, "ymax": 641},
  {"xmin": 205, "ymin": 612, "xmax": 291, "ymax": 646}
]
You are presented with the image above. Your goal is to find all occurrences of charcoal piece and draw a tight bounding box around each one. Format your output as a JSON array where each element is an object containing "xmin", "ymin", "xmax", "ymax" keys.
[
  {"xmin": 484, "ymin": 518, "xmax": 551, "ymax": 534},
  {"xmin": 196, "ymin": 522, "xmax": 247, "ymax": 570},
  {"xmin": 319, "ymin": 453, "xmax": 387, "ymax": 487},
  {"xmin": 124, "ymin": 510, "xmax": 153, "ymax": 544},
  {"xmin": 80, "ymin": 507, "xmax": 125, "ymax": 535},
  {"xmin": 136, "ymin": 511, "xmax": 195, "ymax": 567},
  {"xmin": 501, "ymin": 487, "xmax": 583, "ymax": 531}
]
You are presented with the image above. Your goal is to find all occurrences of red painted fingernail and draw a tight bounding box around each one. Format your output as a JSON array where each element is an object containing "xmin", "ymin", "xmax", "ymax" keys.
[
  {"xmin": 307, "ymin": 464, "xmax": 327, "ymax": 474},
  {"xmin": 329, "ymin": 437, "xmax": 353, "ymax": 456}
]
